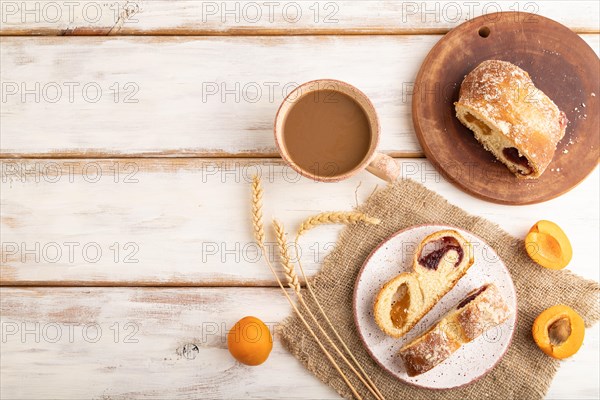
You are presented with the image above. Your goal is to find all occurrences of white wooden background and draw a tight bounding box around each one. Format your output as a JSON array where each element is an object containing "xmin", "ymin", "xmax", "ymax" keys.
[{"xmin": 0, "ymin": 1, "xmax": 598, "ymax": 399}]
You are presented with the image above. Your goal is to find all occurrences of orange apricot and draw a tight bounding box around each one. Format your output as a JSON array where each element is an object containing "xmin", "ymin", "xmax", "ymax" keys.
[
  {"xmin": 227, "ymin": 316, "xmax": 273, "ymax": 366},
  {"xmin": 532, "ymin": 305, "xmax": 585, "ymax": 360},
  {"xmin": 525, "ymin": 220, "xmax": 572, "ymax": 270}
]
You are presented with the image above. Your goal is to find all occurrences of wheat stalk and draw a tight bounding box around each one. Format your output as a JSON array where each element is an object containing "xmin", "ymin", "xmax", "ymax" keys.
[
  {"xmin": 273, "ymin": 219, "xmax": 384, "ymax": 400},
  {"xmin": 273, "ymin": 220, "xmax": 302, "ymax": 295},
  {"xmin": 297, "ymin": 212, "xmax": 380, "ymax": 237},
  {"xmin": 251, "ymin": 175, "xmax": 265, "ymax": 246},
  {"xmin": 294, "ymin": 213, "xmax": 385, "ymax": 400},
  {"xmin": 250, "ymin": 176, "xmax": 363, "ymax": 400}
]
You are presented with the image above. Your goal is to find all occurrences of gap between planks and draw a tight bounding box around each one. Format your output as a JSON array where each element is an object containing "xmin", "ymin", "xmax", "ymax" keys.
[
  {"xmin": 0, "ymin": 30, "xmax": 469, "ymax": 37},
  {"xmin": 0, "ymin": 283, "xmax": 298, "ymax": 288},
  {"xmin": 3, "ymin": 29, "xmax": 597, "ymax": 37},
  {"xmin": 0, "ymin": 153, "xmax": 426, "ymax": 160}
]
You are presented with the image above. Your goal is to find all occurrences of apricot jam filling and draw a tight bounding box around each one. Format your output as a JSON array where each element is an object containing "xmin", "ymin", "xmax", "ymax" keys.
[
  {"xmin": 464, "ymin": 113, "xmax": 492, "ymax": 135},
  {"xmin": 390, "ymin": 283, "xmax": 410, "ymax": 328},
  {"xmin": 418, "ymin": 237, "xmax": 464, "ymax": 270}
]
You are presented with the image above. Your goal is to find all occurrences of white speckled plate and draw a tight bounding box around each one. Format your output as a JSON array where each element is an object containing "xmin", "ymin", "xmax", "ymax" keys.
[{"xmin": 353, "ymin": 225, "xmax": 517, "ymax": 389}]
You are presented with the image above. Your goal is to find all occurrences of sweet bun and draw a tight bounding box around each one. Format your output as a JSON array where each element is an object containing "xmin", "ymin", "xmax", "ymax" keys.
[
  {"xmin": 455, "ymin": 60, "xmax": 567, "ymax": 179},
  {"xmin": 399, "ymin": 284, "xmax": 512, "ymax": 376},
  {"xmin": 374, "ymin": 230, "xmax": 474, "ymax": 338}
]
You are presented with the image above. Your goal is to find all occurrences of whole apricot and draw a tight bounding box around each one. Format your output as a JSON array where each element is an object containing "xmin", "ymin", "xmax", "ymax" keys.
[
  {"xmin": 525, "ymin": 220, "xmax": 572, "ymax": 270},
  {"xmin": 227, "ymin": 316, "xmax": 273, "ymax": 366},
  {"xmin": 532, "ymin": 305, "xmax": 584, "ymax": 359}
]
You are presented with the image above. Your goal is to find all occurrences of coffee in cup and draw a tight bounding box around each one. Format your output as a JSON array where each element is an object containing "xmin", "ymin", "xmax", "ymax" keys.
[{"xmin": 274, "ymin": 79, "xmax": 400, "ymax": 182}]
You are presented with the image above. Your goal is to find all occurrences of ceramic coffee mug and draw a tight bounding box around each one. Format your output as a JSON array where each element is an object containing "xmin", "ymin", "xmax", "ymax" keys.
[{"xmin": 274, "ymin": 79, "xmax": 400, "ymax": 183}]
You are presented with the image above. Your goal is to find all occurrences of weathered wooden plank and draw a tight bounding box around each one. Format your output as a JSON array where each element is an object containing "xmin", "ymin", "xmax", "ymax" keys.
[
  {"xmin": 0, "ymin": 1, "xmax": 598, "ymax": 36},
  {"xmin": 0, "ymin": 35, "xmax": 434, "ymax": 157},
  {"xmin": 0, "ymin": 287, "xmax": 338, "ymax": 399},
  {"xmin": 1, "ymin": 35, "xmax": 598, "ymax": 158},
  {"xmin": 0, "ymin": 287, "xmax": 598, "ymax": 399},
  {"xmin": 2, "ymin": 159, "xmax": 598, "ymax": 286}
]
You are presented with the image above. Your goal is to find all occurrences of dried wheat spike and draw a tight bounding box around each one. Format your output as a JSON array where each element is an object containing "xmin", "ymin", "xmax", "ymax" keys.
[
  {"xmin": 273, "ymin": 220, "xmax": 302, "ymax": 294},
  {"xmin": 297, "ymin": 211, "xmax": 380, "ymax": 237},
  {"xmin": 251, "ymin": 175, "xmax": 265, "ymax": 246}
]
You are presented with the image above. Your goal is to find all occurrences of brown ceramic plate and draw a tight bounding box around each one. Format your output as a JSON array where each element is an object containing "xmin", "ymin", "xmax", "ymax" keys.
[{"xmin": 413, "ymin": 12, "xmax": 599, "ymax": 205}]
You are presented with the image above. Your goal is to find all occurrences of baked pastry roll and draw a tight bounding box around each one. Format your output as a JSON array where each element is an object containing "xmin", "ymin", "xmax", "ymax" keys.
[
  {"xmin": 455, "ymin": 60, "xmax": 567, "ymax": 179},
  {"xmin": 374, "ymin": 230, "xmax": 474, "ymax": 338},
  {"xmin": 399, "ymin": 284, "xmax": 512, "ymax": 377}
]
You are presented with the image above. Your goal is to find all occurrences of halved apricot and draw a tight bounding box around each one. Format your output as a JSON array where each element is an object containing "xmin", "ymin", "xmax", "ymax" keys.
[
  {"xmin": 525, "ymin": 220, "xmax": 572, "ymax": 270},
  {"xmin": 532, "ymin": 305, "xmax": 585, "ymax": 359}
]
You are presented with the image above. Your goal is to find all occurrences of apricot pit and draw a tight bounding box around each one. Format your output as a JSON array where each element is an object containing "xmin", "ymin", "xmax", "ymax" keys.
[
  {"xmin": 525, "ymin": 220, "xmax": 572, "ymax": 270},
  {"xmin": 532, "ymin": 305, "xmax": 584, "ymax": 359}
]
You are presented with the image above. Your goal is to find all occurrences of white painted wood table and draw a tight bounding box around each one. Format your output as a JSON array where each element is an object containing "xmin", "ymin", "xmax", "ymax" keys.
[{"xmin": 1, "ymin": 1, "xmax": 598, "ymax": 399}]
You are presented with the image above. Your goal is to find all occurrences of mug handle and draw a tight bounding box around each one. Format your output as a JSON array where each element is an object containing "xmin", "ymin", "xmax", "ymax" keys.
[{"xmin": 366, "ymin": 152, "xmax": 401, "ymax": 182}]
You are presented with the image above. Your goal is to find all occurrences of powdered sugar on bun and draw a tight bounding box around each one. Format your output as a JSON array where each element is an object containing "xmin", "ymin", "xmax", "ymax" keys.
[
  {"xmin": 455, "ymin": 60, "xmax": 567, "ymax": 179},
  {"xmin": 399, "ymin": 284, "xmax": 512, "ymax": 376}
]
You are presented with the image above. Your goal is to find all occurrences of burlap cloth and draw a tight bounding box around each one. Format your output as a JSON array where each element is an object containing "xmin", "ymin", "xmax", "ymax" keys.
[{"xmin": 279, "ymin": 179, "xmax": 600, "ymax": 400}]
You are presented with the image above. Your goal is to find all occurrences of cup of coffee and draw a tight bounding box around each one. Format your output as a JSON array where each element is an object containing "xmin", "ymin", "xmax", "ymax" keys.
[{"xmin": 274, "ymin": 79, "xmax": 400, "ymax": 182}]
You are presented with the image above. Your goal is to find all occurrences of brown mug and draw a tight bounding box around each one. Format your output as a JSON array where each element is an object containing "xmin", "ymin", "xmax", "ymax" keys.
[{"xmin": 274, "ymin": 79, "xmax": 400, "ymax": 183}]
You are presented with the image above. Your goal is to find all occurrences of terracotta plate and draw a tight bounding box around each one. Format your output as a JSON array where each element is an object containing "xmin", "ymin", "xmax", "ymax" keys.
[
  {"xmin": 353, "ymin": 225, "xmax": 517, "ymax": 389},
  {"xmin": 412, "ymin": 12, "xmax": 599, "ymax": 205}
]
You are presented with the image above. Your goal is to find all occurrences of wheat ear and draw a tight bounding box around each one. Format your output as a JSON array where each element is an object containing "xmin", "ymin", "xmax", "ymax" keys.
[
  {"xmin": 294, "ymin": 214, "xmax": 385, "ymax": 400},
  {"xmin": 251, "ymin": 175, "xmax": 265, "ymax": 245},
  {"xmin": 297, "ymin": 212, "xmax": 380, "ymax": 237},
  {"xmin": 250, "ymin": 176, "xmax": 363, "ymax": 400},
  {"xmin": 274, "ymin": 219, "xmax": 384, "ymax": 400},
  {"xmin": 273, "ymin": 220, "xmax": 302, "ymax": 294}
]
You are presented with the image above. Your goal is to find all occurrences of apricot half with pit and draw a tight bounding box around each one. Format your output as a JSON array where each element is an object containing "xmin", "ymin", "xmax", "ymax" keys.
[
  {"xmin": 525, "ymin": 220, "xmax": 572, "ymax": 270},
  {"xmin": 532, "ymin": 305, "xmax": 584, "ymax": 360}
]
